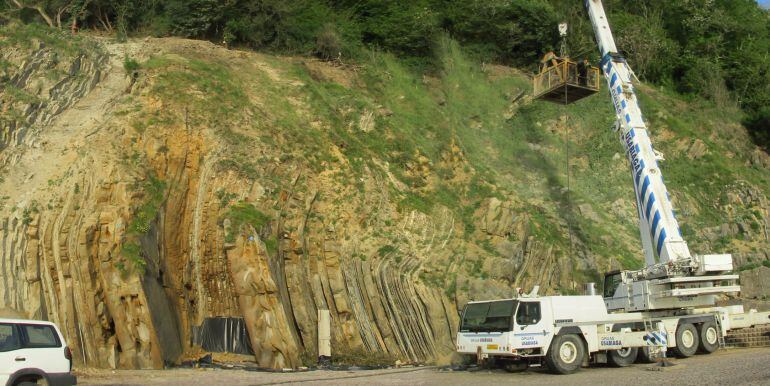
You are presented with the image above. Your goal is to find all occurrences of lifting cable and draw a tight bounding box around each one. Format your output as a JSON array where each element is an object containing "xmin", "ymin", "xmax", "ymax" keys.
[{"xmin": 563, "ymin": 66, "xmax": 576, "ymax": 289}]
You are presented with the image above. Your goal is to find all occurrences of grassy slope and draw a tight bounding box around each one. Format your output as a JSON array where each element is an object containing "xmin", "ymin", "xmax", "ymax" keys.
[
  {"xmin": 130, "ymin": 35, "xmax": 769, "ymax": 287},
  {"xmin": 5, "ymin": 22, "xmax": 767, "ymax": 293}
]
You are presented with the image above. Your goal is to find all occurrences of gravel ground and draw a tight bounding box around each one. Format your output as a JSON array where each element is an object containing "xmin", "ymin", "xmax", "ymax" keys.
[{"xmin": 77, "ymin": 347, "xmax": 770, "ymax": 386}]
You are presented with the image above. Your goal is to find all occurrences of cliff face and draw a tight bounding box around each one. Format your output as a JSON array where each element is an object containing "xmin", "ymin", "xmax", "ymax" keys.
[{"xmin": 1, "ymin": 26, "xmax": 769, "ymax": 369}]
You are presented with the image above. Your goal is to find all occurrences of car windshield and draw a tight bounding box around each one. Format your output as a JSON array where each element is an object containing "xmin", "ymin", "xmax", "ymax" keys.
[{"xmin": 460, "ymin": 300, "xmax": 517, "ymax": 332}]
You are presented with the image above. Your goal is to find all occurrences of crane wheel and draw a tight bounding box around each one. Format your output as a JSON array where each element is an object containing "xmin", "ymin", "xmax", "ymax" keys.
[
  {"xmin": 697, "ymin": 321, "xmax": 719, "ymax": 354},
  {"xmin": 635, "ymin": 346, "xmax": 657, "ymax": 363},
  {"xmin": 545, "ymin": 334, "xmax": 585, "ymax": 374},
  {"xmin": 672, "ymin": 322, "xmax": 699, "ymax": 358},
  {"xmin": 608, "ymin": 347, "xmax": 638, "ymax": 367}
]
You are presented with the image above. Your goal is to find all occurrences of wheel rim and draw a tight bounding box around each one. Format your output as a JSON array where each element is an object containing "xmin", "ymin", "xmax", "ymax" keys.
[
  {"xmin": 682, "ymin": 329, "xmax": 695, "ymax": 348},
  {"xmin": 617, "ymin": 347, "xmax": 633, "ymax": 357},
  {"xmin": 706, "ymin": 327, "xmax": 718, "ymax": 345},
  {"xmin": 560, "ymin": 341, "xmax": 578, "ymax": 364}
]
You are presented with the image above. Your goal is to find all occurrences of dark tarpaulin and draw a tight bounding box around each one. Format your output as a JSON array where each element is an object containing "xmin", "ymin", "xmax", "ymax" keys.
[{"xmin": 193, "ymin": 317, "xmax": 254, "ymax": 355}]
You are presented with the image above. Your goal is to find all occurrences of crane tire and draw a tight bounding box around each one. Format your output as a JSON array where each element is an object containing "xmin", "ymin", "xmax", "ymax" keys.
[
  {"xmin": 608, "ymin": 347, "xmax": 638, "ymax": 367},
  {"xmin": 545, "ymin": 334, "xmax": 585, "ymax": 374},
  {"xmin": 697, "ymin": 321, "xmax": 719, "ymax": 354},
  {"xmin": 672, "ymin": 322, "xmax": 699, "ymax": 358},
  {"xmin": 635, "ymin": 346, "xmax": 657, "ymax": 363}
]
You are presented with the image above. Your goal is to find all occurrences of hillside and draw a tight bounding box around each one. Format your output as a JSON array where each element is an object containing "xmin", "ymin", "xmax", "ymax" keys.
[{"xmin": 1, "ymin": 24, "xmax": 769, "ymax": 369}]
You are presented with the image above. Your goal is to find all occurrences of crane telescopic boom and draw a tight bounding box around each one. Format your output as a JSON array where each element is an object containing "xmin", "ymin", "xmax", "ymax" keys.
[
  {"xmin": 584, "ymin": 0, "xmax": 690, "ymax": 266},
  {"xmin": 582, "ymin": 0, "xmax": 739, "ymax": 311}
]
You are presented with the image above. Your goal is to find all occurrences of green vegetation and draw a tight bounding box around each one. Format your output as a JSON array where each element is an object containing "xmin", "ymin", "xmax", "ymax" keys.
[
  {"xmin": 149, "ymin": 57, "xmax": 247, "ymax": 119},
  {"xmin": 120, "ymin": 175, "xmax": 166, "ymax": 275},
  {"xmin": 223, "ymin": 201, "xmax": 270, "ymax": 243},
  {"xmin": 740, "ymin": 260, "xmax": 770, "ymax": 271},
  {"xmin": 128, "ymin": 176, "xmax": 166, "ymax": 234},
  {"xmin": 444, "ymin": 272, "xmax": 458, "ymax": 298},
  {"xmin": 331, "ymin": 346, "xmax": 398, "ymax": 367},
  {"xmin": 21, "ymin": 200, "xmax": 40, "ymax": 225},
  {"xmin": 377, "ymin": 245, "xmax": 397, "ymax": 258},
  {"xmin": 214, "ymin": 189, "xmax": 237, "ymax": 208},
  {"xmin": 0, "ymin": 21, "xmax": 98, "ymax": 56},
  {"xmin": 4, "ymin": 1, "xmax": 767, "ymax": 148},
  {"xmin": 119, "ymin": 242, "xmax": 146, "ymax": 275},
  {"xmin": 123, "ymin": 55, "xmax": 140, "ymax": 75}
]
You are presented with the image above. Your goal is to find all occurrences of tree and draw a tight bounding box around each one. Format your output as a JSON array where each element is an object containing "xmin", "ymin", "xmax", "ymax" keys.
[
  {"xmin": 354, "ymin": 0, "xmax": 440, "ymax": 57},
  {"xmin": 7, "ymin": 0, "xmax": 58, "ymax": 27},
  {"xmin": 437, "ymin": 0, "xmax": 559, "ymax": 66}
]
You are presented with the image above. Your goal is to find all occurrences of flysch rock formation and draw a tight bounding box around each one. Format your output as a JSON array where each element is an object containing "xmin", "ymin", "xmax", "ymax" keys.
[{"xmin": 1, "ymin": 30, "xmax": 769, "ymax": 370}]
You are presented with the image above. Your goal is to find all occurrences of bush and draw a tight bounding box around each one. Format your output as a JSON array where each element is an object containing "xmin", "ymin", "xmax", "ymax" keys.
[
  {"xmin": 128, "ymin": 175, "xmax": 166, "ymax": 234},
  {"xmin": 218, "ymin": 0, "xmax": 336, "ymax": 53},
  {"xmin": 223, "ymin": 201, "xmax": 270, "ymax": 242},
  {"xmin": 355, "ymin": 0, "xmax": 440, "ymax": 57},
  {"xmin": 745, "ymin": 107, "xmax": 770, "ymax": 150},
  {"xmin": 165, "ymin": 0, "xmax": 223, "ymax": 38},
  {"xmin": 123, "ymin": 55, "xmax": 140, "ymax": 75},
  {"xmin": 438, "ymin": 0, "xmax": 559, "ymax": 65},
  {"xmin": 120, "ymin": 241, "xmax": 147, "ymax": 275},
  {"xmin": 315, "ymin": 23, "xmax": 342, "ymax": 61}
]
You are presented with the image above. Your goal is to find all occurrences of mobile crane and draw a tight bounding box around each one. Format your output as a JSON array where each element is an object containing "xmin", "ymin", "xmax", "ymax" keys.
[{"xmin": 455, "ymin": 0, "xmax": 770, "ymax": 374}]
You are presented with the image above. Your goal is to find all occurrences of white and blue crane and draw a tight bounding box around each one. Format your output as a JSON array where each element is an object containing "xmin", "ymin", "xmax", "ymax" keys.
[{"xmin": 454, "ymin": 0, "xmax": 770, "ymax": 375}]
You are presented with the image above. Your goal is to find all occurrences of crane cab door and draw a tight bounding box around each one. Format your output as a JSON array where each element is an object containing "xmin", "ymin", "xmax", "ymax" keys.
[
  {"xmin": 513, "ymin": 301, "xmax": 551, "ymax": 351},
  {"xmin": 603, "ymin": 271, "xmax": 628, "ymax": 311}
]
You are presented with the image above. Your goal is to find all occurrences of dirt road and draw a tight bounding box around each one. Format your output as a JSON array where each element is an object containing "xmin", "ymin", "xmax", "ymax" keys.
[{"xmin": 78, "ymin": 348, "xmax": 770, "ymax": 385}]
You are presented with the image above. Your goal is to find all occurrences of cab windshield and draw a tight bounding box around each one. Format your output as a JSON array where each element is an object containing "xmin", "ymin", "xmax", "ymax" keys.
[{"xmin": 460, "ymin": 300, "xmax": 517, "ymax": 333}]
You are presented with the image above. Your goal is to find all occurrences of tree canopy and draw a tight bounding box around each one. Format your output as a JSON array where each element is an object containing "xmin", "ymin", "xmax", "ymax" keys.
[{"xmin": 2, "ymin": 0, "xmax": 768, "ymax": 146}]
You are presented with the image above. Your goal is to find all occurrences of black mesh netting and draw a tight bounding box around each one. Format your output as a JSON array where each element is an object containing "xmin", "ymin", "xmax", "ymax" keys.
[{"xmin": 192, "ymin": 317, "xmax": 254, "ymax": 355}]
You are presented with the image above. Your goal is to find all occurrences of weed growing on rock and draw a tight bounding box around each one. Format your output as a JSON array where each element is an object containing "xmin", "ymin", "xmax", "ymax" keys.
[
  {"xmin": 377, "ymin": 244, "xmax": 396, "ymax": 257},
  {"xmin": 120, "ymin": 174, "xmax": 166, "ymax": 275},
  {"xmin": 263, "ymin": 237, "xmax": 278, "ymax": 255},
  {"xmin": 128, "ymin": 175, "xmax": 165, "ymax": 235},
  {"xmin": 223, "ymin": 201, "xmax": 270, "ymax": 243},
  {"xmin": 445, "ymin": 272, "xmax": 458, "ymax": 298},
  {"xmin": 331, "ymin": 347, "xmax": 399, "ymax": 367},
  {"xmin": 119, "ymin": 242, "xmax": 146, "ymax": 275},
  {"xmin": 123, "ymin": 55, "xmax": 141, "ymax": 75},
  {"xmin": 217, "ymin": 158, "xmax": 260, "ymax": 180},
  {"xmin": 215, "ymin": 189, "xmax": 237, "ymax": 207},
  {"xmin": 21, "ymin": 200, "xmax": 39, "ymax": 225}
]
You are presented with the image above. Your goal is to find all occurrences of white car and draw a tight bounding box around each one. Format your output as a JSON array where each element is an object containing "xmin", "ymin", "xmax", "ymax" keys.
[{"xmin": 0, "ymin": 318, "xmax": 76, "ymax": 386}]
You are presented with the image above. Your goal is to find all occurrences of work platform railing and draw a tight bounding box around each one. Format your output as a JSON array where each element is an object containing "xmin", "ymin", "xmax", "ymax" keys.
[{"xmin": 533, "ymin": 60, "xmax": 600, "ymax": 104}]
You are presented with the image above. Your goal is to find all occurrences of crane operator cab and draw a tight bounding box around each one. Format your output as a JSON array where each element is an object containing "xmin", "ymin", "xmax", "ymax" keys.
[{"xmin": 533, "ymin": 51, "xmax": 600, "ymax": 104}]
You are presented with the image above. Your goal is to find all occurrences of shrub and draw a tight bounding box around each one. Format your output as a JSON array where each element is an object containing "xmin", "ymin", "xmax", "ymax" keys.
[
  {"xmin": 123, "ymin": 55, "xmax": 140, "ymax": 75},
  {"xmin": 315, "ymin": 23, "xmax": 342, "ymax": 61},
  {"xmin": 438, "ymin": 0, "xmax": 559, "ymax": 65},
  {"xmin": 120, "ymin": 241, "xmax": 147, "ymax": 275},
  {"xmin": 223, "ymin": 201, "xmax": 270, "ymax": 242},
  {"xmin": 355, "ymin": 0, "xmax": 440, "ymax": 57}
]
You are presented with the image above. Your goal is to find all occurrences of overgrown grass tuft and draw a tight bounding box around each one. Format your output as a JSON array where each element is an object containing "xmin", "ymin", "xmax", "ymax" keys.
[
  {"xmin": 223, "ymin": 201, "xmax": 270, "ymax": 243},
  {"xmin": 119, "ymin": 174, "xmax": 166, "ymax": 275}
]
